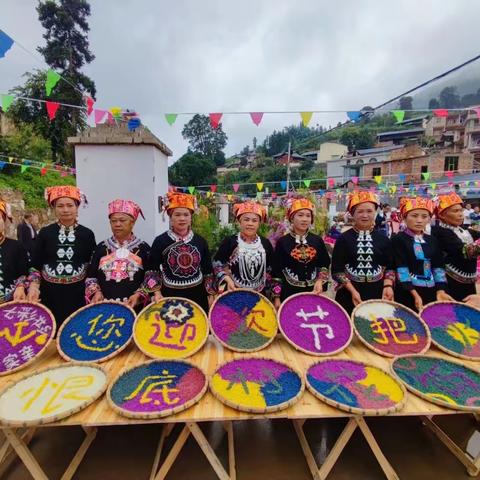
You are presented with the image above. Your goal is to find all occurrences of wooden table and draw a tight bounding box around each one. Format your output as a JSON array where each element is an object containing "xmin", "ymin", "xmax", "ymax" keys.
[{"xmin": 1, "ymin": 336, "xmax": 479, "ymax": 480}]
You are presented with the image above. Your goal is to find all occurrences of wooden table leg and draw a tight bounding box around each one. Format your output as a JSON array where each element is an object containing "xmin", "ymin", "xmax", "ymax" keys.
[
  {"xmin": 293, "ymin": 417, "xmax": 399, "ymax": 480},
  {"xmin": 2, "ymin": 428, "xmax": 49, "ymax": 480},
  {"xmin": 225, "ymin": 421, "xmax": 236, "ymax": 480},
  {"xmin": 0, "ymin": 428, "xmax": 36, "ymax": 471},
  {"xmin": 422, "ymin": 416, "xmax": 480, "ymax": 477},
  {"xmin": 150, "ymin": 423, "xmax": 175, "ymax": 480},
  {"xmin": 60, "ymin": 427, "xmax": 98, "ymax": 480},
  {"xmin": 154, "ymin": 424, "xmax": 191, "ymax": 480},
  {"xmin": 355, "ymin": 418, "xmax": 399, "ymax": 480}
]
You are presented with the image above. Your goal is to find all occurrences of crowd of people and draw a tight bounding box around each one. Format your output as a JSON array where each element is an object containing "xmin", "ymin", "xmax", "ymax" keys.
[{"xmin": 1, "ymin": 185, "xmax": 479, "ymax": 328}]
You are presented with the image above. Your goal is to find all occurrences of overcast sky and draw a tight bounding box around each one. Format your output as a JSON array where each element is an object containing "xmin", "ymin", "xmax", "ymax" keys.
[{"xmin": 2, "ymin": 0, "xmax": 480, "ymax": 162}]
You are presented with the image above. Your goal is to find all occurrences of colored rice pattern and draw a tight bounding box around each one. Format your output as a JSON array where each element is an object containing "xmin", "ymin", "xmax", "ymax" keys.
[
  {"xmin": 392, "ymin": 355, "xmax": 480, "ymax": 410},
  {"xmin": 210, "ymin": 358, "xmax": 303, "ymax": 412},
  {"xmin": 209, "ymin": 290, "xmax": 277, "ymax": 351},
  {"xmin": 134, "ymin": 298, "xmax": 208, "ymax": 359},
  {"xmin": 0, "ymin": 302, "xmax": 55, "ymax": 375},
  {"xmin": 306, "ymin": 359, "xmax": 405, "ymax": 414},
  {"xmin": 353, "ymin": 301, "xmax": 430, "ymax": 356},
  {"xmin": 421, "ymin": 302, "xmax": 480, "ymax": 359},
  {"xmin": 0, "ymin": 364, "xmax": 107, "ymax": 426},
  {"xmin": 279, "ymin": 294, "xmax": 352, "ymax": 355},
  {"xmin": 109, "ymin": 360, "xmax": 207, "ymax": 418},
  {"xmin": 58, "ymin": 302, "xmax": 135, "ymax": 362}
]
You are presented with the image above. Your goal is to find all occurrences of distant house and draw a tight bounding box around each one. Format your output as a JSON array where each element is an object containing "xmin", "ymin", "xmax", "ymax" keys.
[
  {"xmin": 317, "ymin": 142, "xmax": 349, "ymax": 163},
  {"xmin": 396, "ymin": 115, "xmax": 429, "ymax": 128},
  {"xmin": 273, "ymin": 150, "xmax": 306, "ymax": 168},
  {"xmin": 376, "ymin": 128, "xmax": 425, "ymax": 145}
]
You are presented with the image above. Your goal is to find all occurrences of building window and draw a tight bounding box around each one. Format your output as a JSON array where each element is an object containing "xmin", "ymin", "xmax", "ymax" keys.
[
  {"xmin": 356, "ymin": 159, "xmax": 364, "ymax": 165},
  {"xmin": 444, "ymin": 156, "xmax": 459, "ymax": 172},
  {"xmin": 369, "ymin": 157, "xmax": 377, "ymax": 163},
  {"xmin": 372, "ymin": 167, "xmax": 381, "ymax": 177},
  {"xmin": 421, "ymin": 165, "xmax": 428, "ymax": 173}
]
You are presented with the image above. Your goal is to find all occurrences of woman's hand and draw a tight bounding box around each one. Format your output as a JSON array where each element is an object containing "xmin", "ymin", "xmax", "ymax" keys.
[
  {"xmin": 382, "ymin": 285, "xmax": 394, "ymax": 301},
  {"xmin": 274, "ymin": 297, "xmax": 281, "ymax": 311},
  {"xmin": 126, "ymin": 293, "xmax": 141, "ymax": 308},
  {"xmin": 13, "ymin": 286, "xmax": 26, "ymax": 302},
  {"xmin": 313, "ymin": 279, "xmax": 324, "ymax": 295},
  {"xmin": 436, "ymin": 290, "xmax": 454, "ymax": 302},
  {"xmin": 27, "ymin": 283, "xmax": 40, "ymax": 303},
  {"xmin": 464, "ymin": 294, "xmax": 480, "ymax": 308},
  {"xmin": 411, "ymin": 290, "xmax": 423, "ymax": 311},
  {"xmin": 153, "ymin": 290, "xmax": 163, "ymax": 303},
  {"xmin": 223, "ymin": 276, "xmax": 236, "ymax": 292},
  {"xmin": 91, "ymin": 291, "xmax": 104, "ymax": 304}
]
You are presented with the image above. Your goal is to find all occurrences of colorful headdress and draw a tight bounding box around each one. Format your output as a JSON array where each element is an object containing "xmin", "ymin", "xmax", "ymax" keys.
[
  {"xmin": 287, "ymin": 197, "xmax": 315, "ymax": 221},
  {"xmin": 435, "ymin": 192, "xmax": 463, "ymax": 215},
  {"xmin": 45, "ymin": 186, "xmax": 82, "ymax": 206},
  {"xmin": 233, "ymin": 201, "xmax": 266, "ymax": 221},
  {"xmin": 347, "ymin": 191, "xmax": 379, "ymax": 213},
  {"xmin": 165, "ymin": 192, "xmax": 197, "ymax": 214},
  {"xmin": 108, "ymin": 199, "xmax": 144, "ymax": 220},
  {"xmin": 399, "ymin": 197, "xmax": 434, "ymax": 217}
]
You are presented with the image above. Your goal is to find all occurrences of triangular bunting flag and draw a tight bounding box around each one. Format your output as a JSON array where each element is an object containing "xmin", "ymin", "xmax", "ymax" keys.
[
  {"xmin": 233, "ymin": 183, "xmax": 240, "ymax": 193},
  {"xmin": 7, "ymin": 157, "xmax": 13, "ymax": 163},
  {"xmin": 1, "ymin": 94, "xmax": 14, "ymax": 112},
  {"xmin": 45, "ymin": 69, "xmax": 61, "ymax": 96},
  {"xmin": 227, "ymin": 194, "xmax": 233, "ymax": 201},
  {"xmin": 210, "ymin": 185, "xmax": 217, "ymax": 192},
  {"xmin": 430, "ymin": 183, "xmax": 436, "ymax": 191},
  {"xmin": 474, "ymin": 108, "xmax": 480, "ymax": 119},
  {"xmin": 328, "ymin": 178, "xmax": 335, "ymax": 187},
  {"xmin": 46, "ymin": 101, "xmax": 60, "ymax": 121},
  {"xmin": 0, "ymin": 30, "xmax": 14, "ymax": 58},
  {"xmin": 374, "ymin": 175, "xmax": 382, "ymax": 184},
  {"xmin": 165, "ymin": 113, "xmax": 178, "ymax": 126},
  {"xmin": 347, "ymin": 111, "xmax": 361, "ymax": 122},
  {"xmin": 433, "ymin": 109, "xmax": 448, "ymax": 117},
  {"xmin": 110, "ymin": 106, "xmax": 122, "ymax": 119},
  {"xmin": 20, "ymin": 165, "xmax": 28, "ymax": 173},
  {"xmin": 40, "ymin": 167, "xmax": 47, "ymax": 176},
  {"xmin": 107, "ymin": 112, "xmax": 115, "ymax": 124},
  {"xmin": 94, "ymin": 109, "xmax": 107, "ymax": 124},
  {"xmin": 250, "ymin": 112, "xmax": 264, "ymax": 126},
  {"xmin": 422, "ymin": 172, "xmax": 430, "ymax": 181},
  {"xmin": 445, "ymin": 170, "xmax": 454, "ymax": 178},
  {"xmin": 0, "ymin": 161, "xmax": 6, "ymax": 170},
  {"xmin": 256, "ymin": 182, "xmax": 264, "ymax": 191},
  {"xmin": 300, "ymin": 112, "xmax": 313, "ymax": 127},
  {"xmin": 209, "ymin": 113, "xmax": 223, "ymax": 129},
  {"xmin": 351, "ymin": 176, "xmax": 359, "ymax": 185},
  {"xmin": 86, "ymin": 96, "xmax": 94, "ymax": 115},
  {"xmin": 303, "ymin": 179, "xmax": 311, "ymax": 188},
  {"xmin": 280, "ymin": 181, "xmax": 287, "ymax": 190},
  {"xmin": 392, "ymin": 110, "xmax": 405, "ymax": 123},
  {"xmin": 188, "ymin": 186, "xmax": 195, "ymax": 194},
  {"xmin": 398, "ymin": 173, "xmax": 406, "ymax": 182},
  {"xmin": 390, "ymin": 185, "xmax": 397, "ymax": 194}
]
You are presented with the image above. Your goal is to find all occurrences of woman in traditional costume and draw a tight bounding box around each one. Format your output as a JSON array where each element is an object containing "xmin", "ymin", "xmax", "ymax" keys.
[
  {"xmin": 273, "ymin": 197, "xmax": 330, "ymax": 307},
  {"xmin": 27, "ymin": 186, "xmax": 96, "ymax": 326},
  {"xmin": 85, "ymin": 199, "xmax": 150, "ymax": 307},
  {"xmin": 131, "ymin": 192, "xmax": 214, "ymax": 314},
  {"xmin": 213, "ymin": 201, "xmax": 278, "ymax": 295},
  {"xmin": 431, "ymin": 192, "xmax": 479, "ymax": 302},
  {"xmin": 392, "ymin": 197, "xmax": 452, "ymax": 312},
  {"xmin": 331, "ymin": 191, "xmax": 395, "ymax": 314},
  {"xmin": 0, "ymin": 200, "xmax": 29, "ymax": 303}
]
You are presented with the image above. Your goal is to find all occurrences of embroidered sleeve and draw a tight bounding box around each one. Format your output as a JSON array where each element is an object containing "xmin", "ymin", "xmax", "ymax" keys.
[
  {"xmin": 316, "ymin": 267, "xmax": 329, "ymax": 283},
  {"xmin": 433, "ymin": 268, "xmax": 447, "ymax": 286},
  {"xmin": 332, "ymin": 272, "xmax": 349, "ymax": 285},
  {"xmin": 396, "ymin": 267, "xmax": 414, "ymax": 290},
  {"xmin": 27, "ymin": 268, "xmax": 41, "ymax": 285},
  {"xmin": 85, "ymin": 278, "xmax": 101, "ymax": 303},
  {"xmin": 392, "ymin": 235, "xmax": 414, "ymax": 291},
  {"xmin": 384, "ymin": 269, "xmax": 396, "ymax": 284},
  {"xmin": 14, "ymin": 275, "xmax": 27, "ymax": 290},
  {"xmin": 204, "ymin": 273, "xmax": 216, "ymax": 295},
  {"xmin": 138, "ymin": 270, "xmax": 162, "ymax": 294},
  {"xmin": 212, "ymin": 237, "xmax": 233, "ymax": 283}
]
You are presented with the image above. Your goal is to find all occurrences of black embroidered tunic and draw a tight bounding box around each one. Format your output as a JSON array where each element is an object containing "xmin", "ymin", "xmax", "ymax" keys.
[
  {"xmin": 29, "ymin": 223, "xmax": 96, "ymax": 325},
  {"xmin": 274, "ymin": 232, "xmax": 330, "ymax": 301},
  {"xmin": 86, "ymin": 235, "xmax": 150, "ymax": 303},
  {"xmin": 431, "ymin": 223, "xmax": 480, "ymax": 301},
  {"xmin": 331, "ymin": 228, "xmax": 395, "ymax": 314},
  {"xmin": 391, "ymin": 229, "xmax": 447, "ymax": 311},
  {"xmin": 213, "ymin": 233, "xmax": 277, "ymax": 295},
  {"xmin": 140, "ymin": 230, "xmax": 214, "ymax": 314},
  {"xmin": 0, "ymin": 238, "xmax": 29, "ymax": 303}
]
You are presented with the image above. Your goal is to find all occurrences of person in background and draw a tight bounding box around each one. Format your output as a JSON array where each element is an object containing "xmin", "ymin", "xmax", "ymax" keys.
[
  {"xmin": 463, "ymin": 203, "xmax": 473, "ymax": 228},
  {"xmin": 16, "ymin": 212, "xmax": 38, "ymax": 255},
  {"xmin": 392, "ymin": 197, "xmax": 453, "ymax": 312},
  {"xmin": 375, "ymin": 204, "xmax": 391, "ymax": 237},
  {"xmin": 0, "ymin": 200, "xmax": 29, "ymax": 303},
  {"xmin": 27, "ymin": 186, "xmax": 96, "ymax": 327},
  {"xmin": 470, "ymin": 205, "xmax": 480, "ymax": 227}
]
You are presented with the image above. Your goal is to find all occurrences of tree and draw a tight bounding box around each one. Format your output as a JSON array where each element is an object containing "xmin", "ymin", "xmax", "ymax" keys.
[
  {"xmin": 398, "ymin": 96, "xmax": 413, "ymax": 110},
  {"xmin": 439, "ymin": 86, "xmax": 461, "ymax": 109},
  {"xmin": 181, "ymin": 114, "xmax": 228, "ymax": 166},
  {"xmin": 168, "ymin": 153, "xmax": 217, "ymax": 186},
  {"xmin": 8, "ymin": 0, "xmax": 96, "ymax": 162},
  {"xmin": 428, "ymin": 98, "xmax": 440, "ymax": 109},
  {"xmin": 252, "ymin": 136, "xmax": 257, "ymax": 150},
  {"xmin": 339, "ymin": 127, "xmax": 375, "ymax": 151}
]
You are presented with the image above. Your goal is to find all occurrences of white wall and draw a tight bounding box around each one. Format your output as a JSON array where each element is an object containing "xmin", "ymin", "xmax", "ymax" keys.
[{"xmin": 75, "ymin": 144, "xmax": 169, "ymax": 244}]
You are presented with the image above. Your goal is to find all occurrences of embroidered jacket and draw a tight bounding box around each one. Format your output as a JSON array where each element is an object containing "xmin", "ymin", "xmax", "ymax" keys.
[
  {"xmin": 0, "ymin": 238, "xmax": 29, "ymax": 303},
  {"xmin": 331, "ymin": 228, "xmax": 395, "ymax": 286},
  {"xmin": 391, "ymin": 229, "xmax": 447, "ymax": 291},
  {"xmin": 85, "ymin": 235, "xmax": 150, "ymax": 302}
]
